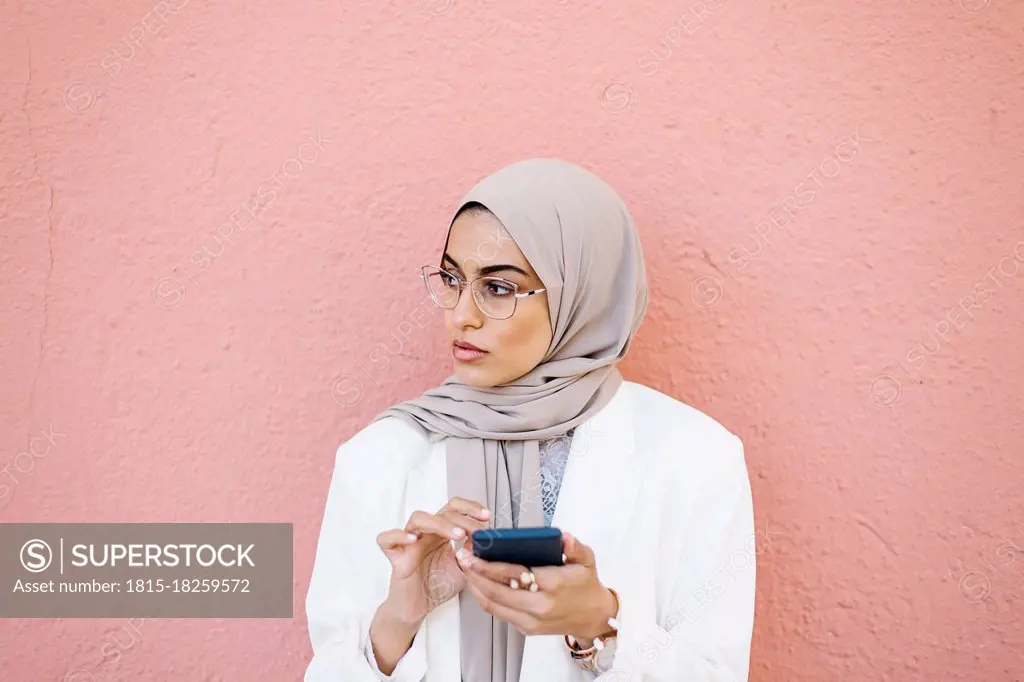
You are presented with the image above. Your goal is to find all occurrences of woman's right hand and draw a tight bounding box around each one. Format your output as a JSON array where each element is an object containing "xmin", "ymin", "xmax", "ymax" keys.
[{"xmin": 375, "ymin": 496, "xmax": 492, "ymax": 625}]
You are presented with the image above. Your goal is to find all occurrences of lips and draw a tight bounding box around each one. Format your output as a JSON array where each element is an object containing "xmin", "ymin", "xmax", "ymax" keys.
[{"xmin": 452, "ymin": 340, "xmax": 488, "ymax": 363}]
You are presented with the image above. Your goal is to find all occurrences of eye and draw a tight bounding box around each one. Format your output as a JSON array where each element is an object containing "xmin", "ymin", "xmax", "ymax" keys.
[
  {"xmin": 485, "ymin": 280, "xmax": 515, "ymax": 297},
  {"xmin": 440, "ymin": 271, "xmax": 459, "ymax": 287}
]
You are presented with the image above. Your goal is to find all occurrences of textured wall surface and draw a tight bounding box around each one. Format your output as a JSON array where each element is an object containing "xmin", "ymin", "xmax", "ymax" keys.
[{"xmin": 2, "ymin": 0, "xmax": 1023, "ymax": 680}]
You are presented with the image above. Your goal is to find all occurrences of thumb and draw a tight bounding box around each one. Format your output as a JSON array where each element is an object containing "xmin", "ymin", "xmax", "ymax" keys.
[{"xmin": 562, "ymin": 532, "xmax": 595, "ymax": 567}]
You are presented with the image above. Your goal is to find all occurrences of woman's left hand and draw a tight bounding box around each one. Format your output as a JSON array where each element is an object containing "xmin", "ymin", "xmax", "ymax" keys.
[{"xmin": 456, "ymin": 531, "xmax": 617, "ymax": 642}]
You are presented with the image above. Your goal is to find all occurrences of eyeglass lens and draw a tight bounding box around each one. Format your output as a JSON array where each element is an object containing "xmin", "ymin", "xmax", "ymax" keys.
[{"xmin": 423, "ymin": 267, "xmax": 518, "ymax": 319}]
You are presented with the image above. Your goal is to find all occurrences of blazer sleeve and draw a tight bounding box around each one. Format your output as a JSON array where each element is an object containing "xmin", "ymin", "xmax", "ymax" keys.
[
  {"xmin": 304, "ymin": 430, "xmax": 429, "ymax": 682},
  {"xmin": 602, "ymin": 432, "xmax": 756, "ymax": 682}
]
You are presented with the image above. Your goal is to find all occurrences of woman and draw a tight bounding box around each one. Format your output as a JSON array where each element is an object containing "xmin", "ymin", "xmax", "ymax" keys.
[{"xmin": 304, "ymin": 158, "xmax": 755, "ymax": 681}]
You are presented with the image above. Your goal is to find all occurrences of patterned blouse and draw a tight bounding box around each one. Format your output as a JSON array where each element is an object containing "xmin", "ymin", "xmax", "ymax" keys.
[{"xmin": 538, "ymin": 428, "xmax": 574, "ymax": 527}]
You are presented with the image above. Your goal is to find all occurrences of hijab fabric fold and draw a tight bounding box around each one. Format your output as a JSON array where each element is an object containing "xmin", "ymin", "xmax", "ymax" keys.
[{"xmin": 371, "ymin": 158, "xmax": 648, "ymax": 682}]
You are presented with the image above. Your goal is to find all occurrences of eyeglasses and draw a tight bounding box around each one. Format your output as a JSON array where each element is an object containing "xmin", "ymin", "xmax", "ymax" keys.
[{"xmin": 420, "ymin": 265, "xmax": 546, "ymax": 320}]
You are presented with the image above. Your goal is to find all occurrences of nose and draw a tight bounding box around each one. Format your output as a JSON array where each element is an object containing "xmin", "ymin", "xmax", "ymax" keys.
[{"xmin": 450, "ymin": 283, "xmax": 484, "ymax": 328}]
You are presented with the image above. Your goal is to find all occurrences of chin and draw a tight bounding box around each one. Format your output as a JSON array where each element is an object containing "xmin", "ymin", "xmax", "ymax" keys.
[{"xmin": 453, "ymin": 364, "xmax": 501, "ymax": 389}]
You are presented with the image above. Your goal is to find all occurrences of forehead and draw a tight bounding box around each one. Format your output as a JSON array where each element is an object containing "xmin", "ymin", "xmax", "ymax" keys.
[{"xmin": 444, "ymin": 211, "xmax": 534, "ymax": 275}]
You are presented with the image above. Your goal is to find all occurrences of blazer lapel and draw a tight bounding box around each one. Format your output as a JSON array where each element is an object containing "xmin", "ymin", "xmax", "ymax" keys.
[{"xmin": 520, "ymin": 382, "xmax": 645, "ymax": 680}]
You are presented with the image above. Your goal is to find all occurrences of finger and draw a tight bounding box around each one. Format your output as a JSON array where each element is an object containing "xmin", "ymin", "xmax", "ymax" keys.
[
  {"xmin": 405, "ymin": 510, "xmax": 467, "ymax": 542},
  {"xmin": 376, "ymin": 529, "xmax": 420, "ymax": 551},
  {"xmin": 453, "ymin": 544, "xmax": 475, "ymax": 571},
  {"xmin": 561, "ymin": 532, "xmax": 595, "ymax": 567},
  {"xmin": 464, "ymin": 579, "xmax": 538, "ymax": 634},
  {"xmin": 465, "ymin": 557, "xmax": 530, "ymax": 587},
  {"xmin": 531, "ymin": 563, "xmax": 586, "ymax": 590},
  {"xmin": 464, "ymin": 566, "xmax": 540, "ymax": 613},
  {"xmin": 440, "ymin": 497, "xmax": 493, "ymax": 522},
  {"xmin": 438, "ymin": 509, "xmax": 488, "ymax": 536},
  {"xmin": 438, "ymin": 511, "xmax": 487, "ymax": 557}
]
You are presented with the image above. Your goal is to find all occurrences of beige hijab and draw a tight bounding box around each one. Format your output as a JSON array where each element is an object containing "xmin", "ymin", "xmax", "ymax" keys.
[{"xmin": 371, "ymin": 158, "xmax": 648, "ymax": 681}]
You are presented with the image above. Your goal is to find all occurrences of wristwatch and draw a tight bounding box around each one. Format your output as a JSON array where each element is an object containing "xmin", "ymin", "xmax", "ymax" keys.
[{"xmin": 564, "ymin": 587, "xmax": 620, "ymax": 673}]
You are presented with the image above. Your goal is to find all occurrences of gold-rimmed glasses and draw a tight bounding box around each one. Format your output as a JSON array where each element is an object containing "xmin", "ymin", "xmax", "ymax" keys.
[{"xmin": 420, "ymin": 265, "xmax": 546, "ymax": 320}]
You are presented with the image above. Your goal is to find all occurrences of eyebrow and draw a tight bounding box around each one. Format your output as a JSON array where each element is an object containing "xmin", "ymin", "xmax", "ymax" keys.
[{"xmin": 441, "ymin": 253, "xmax": 529, "ymax": 278}]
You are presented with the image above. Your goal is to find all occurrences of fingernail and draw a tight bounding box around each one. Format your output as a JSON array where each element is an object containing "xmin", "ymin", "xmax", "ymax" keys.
[
  {"xmin": 479, "ymin": 508, "xmax": 491, "ymax": 519},
  {"xmin": 561, "ymin": 553, "xmax": 567, "ymax": 563},
  {"xmin": 406, "ymin": 533, "xmax": 418, "ymax": 542},
  {"xmin": 452, "ymin": 528, "xmax": 465, "ymax": 538},
  {"xmin": 529, "ymin": 583, "xmax": 539, "ymax": 592},
  {"xmin": 509, "ymin": 579, "xmax": 519, "ymax": 589},
  {"xmin": 520, "ymin": 571, "xmax": 531, "ymax": 584}
]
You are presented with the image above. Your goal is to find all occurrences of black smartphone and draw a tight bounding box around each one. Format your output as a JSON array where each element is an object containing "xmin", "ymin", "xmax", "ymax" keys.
[{"xmin": 471, "ymin": 527, "xmax": 564, "ymax": 567}]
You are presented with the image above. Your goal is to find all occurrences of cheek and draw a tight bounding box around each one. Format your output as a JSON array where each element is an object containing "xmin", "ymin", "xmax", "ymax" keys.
[{"xmin": 495, "ymin": 310, "xmax": 551, "ymax": 355}]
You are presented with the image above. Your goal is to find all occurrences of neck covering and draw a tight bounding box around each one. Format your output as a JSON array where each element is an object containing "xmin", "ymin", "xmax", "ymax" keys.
[{"xmin": 370, "ymin": 157, "xmax": 648, "ymax": 682}]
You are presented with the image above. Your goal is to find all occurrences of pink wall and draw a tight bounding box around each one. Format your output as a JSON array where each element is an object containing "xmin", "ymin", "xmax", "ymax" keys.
[{"xmin": 2, "ymin": 0, "xmax": 1023, "ymax": 679}]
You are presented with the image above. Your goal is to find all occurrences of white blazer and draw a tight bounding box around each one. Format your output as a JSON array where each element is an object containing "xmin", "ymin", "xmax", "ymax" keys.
[{"xmin": 304, "ymin": 380, "xmax": 756, "ymax": 682}]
